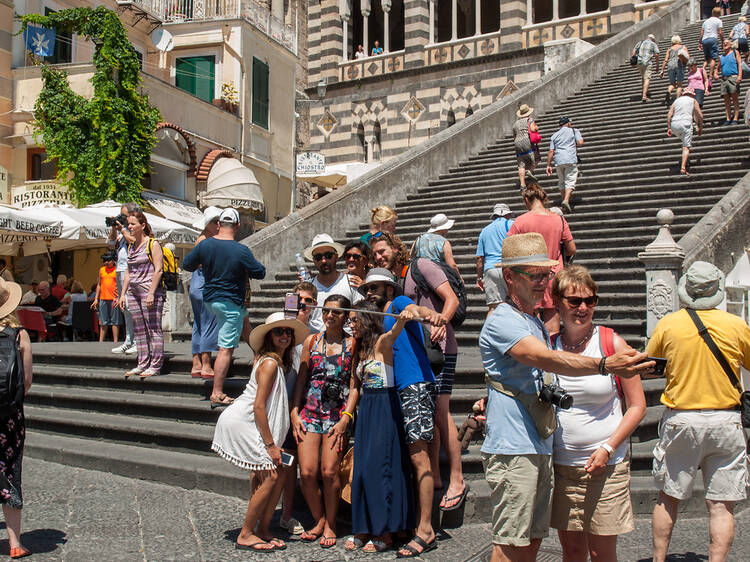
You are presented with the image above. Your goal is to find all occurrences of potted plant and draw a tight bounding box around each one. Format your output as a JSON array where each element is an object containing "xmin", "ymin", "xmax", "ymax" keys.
[{"xmin": 221, "ymin": 82, "xmax": 239, "ymax": 115}]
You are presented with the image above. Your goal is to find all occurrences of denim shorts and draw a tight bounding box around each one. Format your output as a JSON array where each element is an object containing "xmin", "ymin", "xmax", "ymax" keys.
[
  {"xmin": 702, "ymin": 37, "xmax": 719, "ymax": 61},
  {"xmin": 206, "ymin": 300, "xmax": 247, "ymax": 349},
  {"xmin": 98, "ymin": 299, "xmax": 122, "ymax": 326}
]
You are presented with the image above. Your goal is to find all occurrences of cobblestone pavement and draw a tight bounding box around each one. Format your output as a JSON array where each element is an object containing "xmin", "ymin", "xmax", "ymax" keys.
[{"xmin": 4, "ymin": 458, "xmax": 748, "ymax": 561}]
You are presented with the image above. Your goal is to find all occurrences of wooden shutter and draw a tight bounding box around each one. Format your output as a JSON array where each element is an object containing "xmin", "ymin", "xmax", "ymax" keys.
[{"xmin": 252, "ymin": 57, "xmax": 269, "ymax": 129}]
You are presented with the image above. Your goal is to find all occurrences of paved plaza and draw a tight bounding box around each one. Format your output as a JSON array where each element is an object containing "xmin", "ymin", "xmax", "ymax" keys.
[{"xmin": 0, "ymin": 457, "xmax": 745, "ymax": 560}]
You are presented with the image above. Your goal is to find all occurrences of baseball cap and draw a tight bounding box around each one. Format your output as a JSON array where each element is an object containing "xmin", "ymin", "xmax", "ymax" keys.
[
  {"xmin": 219, "ymin": 208, "xmax": 240, "ymax": 224},
  {"xmin": 491, "ymin": 203, "xmax": 511, "ymax": 218},
  {"xmin": 559, "ymin": 116, "xmax": 571, "ymax": 126}
]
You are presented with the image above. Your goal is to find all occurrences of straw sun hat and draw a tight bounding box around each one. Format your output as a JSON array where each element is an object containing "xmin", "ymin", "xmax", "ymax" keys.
[
  {"xmin": 0, "ymin": 278, "xmax": 22, "ymax": 319},
  {"xmin": 496, "ymin": 233, "xmax": 559, "ymax": 268},
  {"xmin": 303, "ymin": 233, "xmax": 346, "ymax": 261},
  {"xmin": 248, "ymin": 312, "xmax": 309, "ymax": 353},
  {"xmin": 516, "ymin": 103, "xmax": 534, "ymax": 118}
]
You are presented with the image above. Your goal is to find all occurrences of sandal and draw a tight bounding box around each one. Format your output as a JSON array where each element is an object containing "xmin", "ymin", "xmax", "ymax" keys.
[
  {"xmin": 396, "ymin": 535, "xmax": 437, "ymax": 558},
  {"xmin": 439, "ymin": 485, "xmax": 469, "ymax": 512},
  {"xmin": 300, "ymin": 530, "xmax": 322, "ymax": 542},
  {"xmin": 363, "ymin": 539, "xmax": 391, "ymax": 552},
  {"xmin": 280, "ymin": 517, "xmax": 304, "ymax": 535},
  {"xmin": 140, "ymin": 369, "xmax": 160, "ymax": 378},
  {"xmin": 235, "ymin": 541, "xmax": 274, "ymax": 552},
  {"xmin": 210, "ymin": 394, "xmax": 234, "ymax": 409},
  {"xmin": 266, "ymin": 537, "xmax": 286, "ymax": 550},
  {"xmin": 124, "ymin": 368, "xmax": 143, "ymax": 378},
  {"xmin": 320, "ymin": 535, "xmax": 337, "ymax": 548},
  {"xmin": 190, "ymin": 369, "xmax": 203, "ymax": 378},
  {"xmin": 201, "ymin": 371, "xmax": 215, "ymax": 380},
  {"xmin": 10, "ymin": 547, "xmax": 30, "ymax": 559},
  {"xmin": 345, "ymin": 536, "xmax": 365, "ymax": 551}
]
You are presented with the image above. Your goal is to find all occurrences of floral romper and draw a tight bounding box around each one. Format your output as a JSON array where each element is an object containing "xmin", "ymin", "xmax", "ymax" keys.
[{"xmin": 299, "ymin": 332, "xmax": 353, "ymax": 434}]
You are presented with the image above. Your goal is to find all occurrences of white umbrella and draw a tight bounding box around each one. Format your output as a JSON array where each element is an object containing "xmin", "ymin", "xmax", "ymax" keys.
[{"xmin": 0, "ymin": 204, "xmax": 64, "ymax": 256}]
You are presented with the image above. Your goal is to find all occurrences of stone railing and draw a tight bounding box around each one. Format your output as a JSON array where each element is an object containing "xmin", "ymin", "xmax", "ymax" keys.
[
  {"xmin": 522, "ymin": 10, "xmax": 611, "ymax": 49},
  {"xmin": 424, "ymin": 32, "xmax": 502, "ymax": 66},
  {"xmin": 241, "ymin": 3, "xmax": 297, "ymax": 54},
  {"xmin": 338, "ymin": 50, "xmax": 405, "ymax": 81}
]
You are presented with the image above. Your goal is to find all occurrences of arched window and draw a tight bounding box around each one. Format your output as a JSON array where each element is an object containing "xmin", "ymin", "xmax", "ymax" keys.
[
  {"xmin": 373, "ymin": 120, "xmax": 382, "ymax": 161},
  {"xmin": 356, "ymin": 122, "xmax": 367, "ymax": 162},
  {"xmin": 144, "ymin": 127, "xmax": 193, "ymax": 199},
  {"xmin": 446, "ymin": 110, "xmax": 456, "ymax": 128},
  {"xmin": 465, "ymin": 106, "xmax": 474, "ymax": 118}
]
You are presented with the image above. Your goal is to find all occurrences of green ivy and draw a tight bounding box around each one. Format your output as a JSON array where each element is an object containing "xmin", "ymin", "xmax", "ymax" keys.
[{"xmin": 19, "ymin": 7, "xmax": 161, "ymax": 205}]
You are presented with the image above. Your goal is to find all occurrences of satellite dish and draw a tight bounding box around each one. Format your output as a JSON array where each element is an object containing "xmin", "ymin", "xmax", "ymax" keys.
[{"xmin": 150, "ymin": 28, "xmax": 174, "ymax": 52}]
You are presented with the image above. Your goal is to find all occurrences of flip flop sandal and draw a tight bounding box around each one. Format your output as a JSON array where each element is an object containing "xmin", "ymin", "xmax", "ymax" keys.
[
  {"xmin": 9, "ymin": 547, "xmax": 30, "ymax": 559},
  {"xmin": 201, "ymin": 372, "xmax": 215, "ymax": 380},
  {"xmin": 124, "ymin": 368, "xmax": 143, "ymax": 378},
  {"xmin": 235, "ymin": 541, "xmax": 275, "ymax": 552},
  {"xmin": 190, "ymin": 370, "xmax": 203, "ymax": 378},
  {"xmin": 300, "ymin": 531, "xmax": 322, "ymax": 543},
  {"xmin": 267, "ymin": 538, "xmax": 286, "ymax": 550},
  {"xmin": 345, "ymin": 536, "xmax": 365, "ymax": 551},
  {"xmin": 140, "ymin": 369, "xmax": 159, "ymax": 379},
  {"xmin": 210, "ymin": 395, "xmax": 234, "ymax": 409},
  {"xmin": 363, "ymin": 539, "xmax": 391, "ymax": 553},
  {"xmin": 320, "ymin": 535, "xmax": 337, "ymax": 549},
  {"xmin": 439, "ymin": 485, "xmax": 469, "ymax": 512},
  {"xmin": 396, "ymin": 536, "xmax": 438, "ymax": 558}
]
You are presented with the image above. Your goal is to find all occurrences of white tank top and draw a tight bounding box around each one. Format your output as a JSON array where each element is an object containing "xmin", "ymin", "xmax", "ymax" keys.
[{"xmin": 552, "ymin": 326, "xmax": 628, "ymax": 466}]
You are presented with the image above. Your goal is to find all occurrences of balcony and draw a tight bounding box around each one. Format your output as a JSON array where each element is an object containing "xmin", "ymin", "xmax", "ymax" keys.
[{"xmin": 117, "ymin": 0, "xmax": 297, "ymax": 53}]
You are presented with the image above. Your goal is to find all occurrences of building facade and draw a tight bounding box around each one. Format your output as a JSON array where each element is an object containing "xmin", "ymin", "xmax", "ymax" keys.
[{"xmin": 303, "ymin": 0, "xmax": 675, "ymax": 174}]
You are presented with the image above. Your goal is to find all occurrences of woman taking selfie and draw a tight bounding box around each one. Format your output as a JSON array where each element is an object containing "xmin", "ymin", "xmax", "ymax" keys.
[
  {"xmin": 211, "ymin": 312, "xmax": 308, "ymax": 552},
  {"xmin": 291, "ymin": 294, "xmax": 358, "ymax": 548},
  {"xmin": 549, "ymin": 265, "xmax": 646, "ymax": 562},
  {"xmin": 346, "ymin": 301, "xmax": 414, "ymax": 553}
]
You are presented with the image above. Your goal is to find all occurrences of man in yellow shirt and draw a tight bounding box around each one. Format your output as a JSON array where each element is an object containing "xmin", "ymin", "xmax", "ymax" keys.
[{"xmin": 647, "ymin": 261, "xmax": 750, "ymax": 562}]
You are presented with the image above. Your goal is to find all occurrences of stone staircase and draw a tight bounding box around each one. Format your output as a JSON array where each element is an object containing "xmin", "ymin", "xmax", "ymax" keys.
[{"xmin": 24, "ymin": 12, "xmax": 748, "ymax": 522}]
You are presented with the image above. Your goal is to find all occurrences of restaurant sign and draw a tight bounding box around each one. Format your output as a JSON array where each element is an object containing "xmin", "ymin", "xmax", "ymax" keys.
[
  {"xmin": 11, "ymin": 181, "xmax": 71, "ymax": 208},
  {"xmin": 296, "ymin": 152, "xmax": 325, "ymax": 175},
  {"xmin": 0, "ymin": 166, "xmax": 8, "ymax": 203}
]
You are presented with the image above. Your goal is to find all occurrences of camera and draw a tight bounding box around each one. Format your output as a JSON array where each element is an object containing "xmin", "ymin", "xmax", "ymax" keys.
[
  {"xmin": 105, "ymin": 214, "xmax": 128, "ymax": 228},
  {"xmin": 322, "ymin": 382, "xmax": 344, "ymax": 402},
  {"xmin": 539, "ymin": 383, "xmax": 573, "ymax": 410}
]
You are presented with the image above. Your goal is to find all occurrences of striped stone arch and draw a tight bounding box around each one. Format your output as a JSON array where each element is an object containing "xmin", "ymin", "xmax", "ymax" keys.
[
  {"xmin": 196, "ymin": 149, "xmax": 234, "ymax": 182},
  {"xmin": 155, "ymin": 122, "xmax": 197, "ymax": 176},
  {"xmin": 352, "ymin": 99, "xmax": 388, "ymax": 145},
  {"xmin": 441, "ymin": 86, "xmax": 481, "ymax": 123}
]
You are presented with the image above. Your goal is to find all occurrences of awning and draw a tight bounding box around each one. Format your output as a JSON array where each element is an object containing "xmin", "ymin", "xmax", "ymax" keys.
[
  {"xmin": 202, "ymin": 158, "xmax": 265, "ymax": 215},
  {"xmin": 142, "ymin": 192, "xmax": 204, "ymax": 226},
  {"xmin": 297, "ymin": 161, "xmax": 380, "ymax": 190}
]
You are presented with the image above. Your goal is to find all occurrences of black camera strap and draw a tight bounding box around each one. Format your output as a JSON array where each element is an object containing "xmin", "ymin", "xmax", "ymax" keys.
[{"xmin": 685, "ymin": 308, "xmax": 742, "ymax": 393}]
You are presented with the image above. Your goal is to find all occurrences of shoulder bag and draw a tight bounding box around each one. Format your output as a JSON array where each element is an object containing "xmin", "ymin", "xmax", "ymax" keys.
[
  {"xmin": 686, "ymin": 309, "xmax": 750, "ymax": 428},
  {"xmin": 485, "ymin": 372, "xmax": 557, "ymax": 438}
]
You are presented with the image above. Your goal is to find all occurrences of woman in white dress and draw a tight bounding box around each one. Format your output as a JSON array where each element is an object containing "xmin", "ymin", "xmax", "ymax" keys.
[{"xmin": 211, "ymin": 312, "xmax": 308, "ymax": 553}]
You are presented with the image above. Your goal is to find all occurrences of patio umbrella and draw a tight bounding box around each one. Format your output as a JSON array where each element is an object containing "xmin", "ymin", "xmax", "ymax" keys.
[{"xmin": 0, "ymin": 204, "xmax": 64, "ymax": 256}]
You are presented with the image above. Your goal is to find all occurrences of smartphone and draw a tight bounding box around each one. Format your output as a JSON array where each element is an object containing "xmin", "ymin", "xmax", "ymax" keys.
[
  {"xmin": 280, "ymin": 452, "xmax": 294, "ymax": 466},
  {"xmin": 284, "ymin": 292, "xmax": 299, "ymax": 320},
  {"xmin": 647, "ymin": 357, "xmax": 668, "ymax": 378}
]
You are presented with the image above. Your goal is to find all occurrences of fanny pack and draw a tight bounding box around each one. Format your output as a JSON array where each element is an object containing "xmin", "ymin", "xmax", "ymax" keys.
[
  {"xmin": 686, "ymin": 309, "xmax": 750, "ymax": 428},
  {"xmin": 485, "ymin": 372, "xmax": 557, "ymax": 438}
]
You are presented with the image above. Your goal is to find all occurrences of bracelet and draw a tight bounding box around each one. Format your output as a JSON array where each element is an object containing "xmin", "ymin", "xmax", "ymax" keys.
[
  {"xmin": 598, "ymin": 356, "xmax": 608, "ymax": 375},
  {"xmin": 600, "ymin": 443, "xmax": 615, "ymax": 458},
  {"xmin": 342, "ymin": 410, "xmax": 354, "ymax": 422},
  {"xmin": 264, "ymin": 441, "xmax": 275, "ymax": 448}
]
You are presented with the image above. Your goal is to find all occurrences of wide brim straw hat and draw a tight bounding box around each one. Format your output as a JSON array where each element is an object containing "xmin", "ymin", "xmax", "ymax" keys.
[
  {"xmin": 303, "ymin": 233, "xmax": 346, "ymax": 261},
  {"xmin": 358, "ymin": 267, "xmax": 403, "ymax": 296},
  {"xmin": 677, "ymin": 261, "xmax": 725, "ymax": 310},
  {"xmin": 682, "ymin": 87, "xmax": 696, "ymax": 97},
  {"xmin": 249, "ymin": 312, "xmax": 309, "ymax": 353},
  {"xmin": 0, "ymin": 278, "xmax": 22, "ymax": 319},
  {"xmin": 495, "ymin": 233, "xmax": 560, "ymax": 268},
  {"xmin": 427, "ymin": 213, "xmax": 455, "ymax": 233},
  {"xmin": 516, "ymin": 103, "xmax": 534, "ymax": 118},
  {"xmin": 192, "ymin": 206, "xmax": 223, "ymax": 230}
]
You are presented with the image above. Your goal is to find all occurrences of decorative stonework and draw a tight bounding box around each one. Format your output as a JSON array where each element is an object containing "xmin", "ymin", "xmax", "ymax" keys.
[
  {"xmin": 648, "ymin": 279, "xmax": 674, "ymax": 320},
  {"xmin": 317, "ymin": 110, "xmax": 338, "ymax": 137},
  {"xmin": 401, "ymin": 96, "xmax": 426, "ymax": 123},
  {"xmin": 457, "ymin": 44, "xmax": 470, "ymax": 59},
  {"xmin": 561, "ymin": 24, "xmax": 575, "ymax": 39},
  {"xmin": 496, "ymin": 80, "xmax": 519, "ymax": 99}
]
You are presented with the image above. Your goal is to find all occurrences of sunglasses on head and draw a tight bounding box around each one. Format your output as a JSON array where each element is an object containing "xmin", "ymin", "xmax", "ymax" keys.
[
  {"xmin": 510, "ymin": 267, "xmax": 553, "ymax": 282},
  {"xmin": 344, "ymin": 252, "xmax": 365, "ymax": 261},
  {"xmin": 313, "ymin": 251, "xmax": 336, "ymax": 261},
  {"xmin": 562, "ymin": 295, "xmax": 599, "ymax": 307},
  {"xmin": 322, "ymin": 307, "xmax": 345, "ymax": 316},
  {"xmin": 371, "ymin": 231, "xmax": 385, "ymax": 239},
  {"xmin": 271, "ymin": 327, "xmax": 294, "ymax": 336}
]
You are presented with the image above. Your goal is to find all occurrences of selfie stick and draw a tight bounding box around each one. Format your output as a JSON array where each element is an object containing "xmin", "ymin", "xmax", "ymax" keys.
[{"xmin": 284, "ymin": 301, "xmax": 431, "ymax": 324}]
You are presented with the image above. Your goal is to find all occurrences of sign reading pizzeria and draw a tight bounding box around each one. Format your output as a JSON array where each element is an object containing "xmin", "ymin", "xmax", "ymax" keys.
[{"xmin": 11, "ymin": 181, "xmax": 71, "ymax": 208}]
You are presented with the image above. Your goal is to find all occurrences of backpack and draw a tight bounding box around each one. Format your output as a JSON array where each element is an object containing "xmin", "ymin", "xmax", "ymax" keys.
[
  {"xmin": 146, "ymin": 239, "xmax": 179, "ymax": 291},
  {"xmin": 0, "ymin": 328, "xmax": 25, "ymax": 417},
  {"xmin": 630, "ymin": 40, "xmax": 642, "ymax": 66},
  {"xmin": 406, "ymin": 258, "xmax": 467, "ymax": 329}
]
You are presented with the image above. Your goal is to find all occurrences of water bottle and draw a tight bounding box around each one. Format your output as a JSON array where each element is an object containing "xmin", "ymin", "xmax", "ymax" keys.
[{"xmin": 296, "ymin": 253, "xmax": 312, "ymax": 282}]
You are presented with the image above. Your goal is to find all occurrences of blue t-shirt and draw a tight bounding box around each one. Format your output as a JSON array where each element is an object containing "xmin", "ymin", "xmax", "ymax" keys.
[
  {"xmin": 549, "ymin": 126, "xmax": 583, "ymax": 166},
  {"xmin": 384, "ymin": 295, "xmax": 435, "ymax": 391},
  {"xmin": 721, "ymin": 50, "xmax": 739, "ymax": 77},
  {"xmin": 479, "ymin": 303, "xmax": 553, "ymax": 455},
  {"xmin": 476, "ymin": 218, "xmax": 513, "ymax": 271},
  {"xmin": 182, "ymin": 238, "xmax": 266, "ymax": 306}
]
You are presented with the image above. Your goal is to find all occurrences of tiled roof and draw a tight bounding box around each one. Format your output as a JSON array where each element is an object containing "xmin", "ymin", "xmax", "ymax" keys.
[{"xmin": 196, "ymin": 149, "xmax": 235, "ymax": 182}]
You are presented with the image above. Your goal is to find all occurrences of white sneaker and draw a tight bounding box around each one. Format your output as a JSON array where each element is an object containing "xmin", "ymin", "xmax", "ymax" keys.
[
  {"xmin": 124, "ymin": 344, "xmax": 137, "ymax": 355},
  {"xmin": 112, "ymin": 343, "xmax": 128, "ymax": 354}
]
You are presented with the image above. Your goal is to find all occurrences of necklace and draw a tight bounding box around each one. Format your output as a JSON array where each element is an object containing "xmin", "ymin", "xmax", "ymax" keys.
[{"xmin": 560, "ymin": 325, "xmax": 594, "ymax": 351}]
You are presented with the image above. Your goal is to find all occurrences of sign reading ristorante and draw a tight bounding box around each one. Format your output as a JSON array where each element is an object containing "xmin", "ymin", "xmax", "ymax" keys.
[{"xmin": 12, "ymin": 181, "xmax": 71, "ymax": 208}]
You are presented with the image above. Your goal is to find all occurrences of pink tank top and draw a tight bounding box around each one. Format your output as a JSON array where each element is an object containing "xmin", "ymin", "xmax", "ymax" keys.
[{"xmin": 687, "ymin": 68, "xmax": 705, "ymax": 91}]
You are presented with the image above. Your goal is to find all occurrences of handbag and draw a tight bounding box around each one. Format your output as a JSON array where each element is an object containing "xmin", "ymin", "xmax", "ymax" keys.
[
  {"xmin": 630, "ymin": 41, "xmax": 642, "ymax": 66},
  {"xmin": 528, "ymin": 119, "xmax": 541, "ymax": 145},
  {"xmin": 686, "ymin": 309, "xmax": 750, "ymax": 428}
]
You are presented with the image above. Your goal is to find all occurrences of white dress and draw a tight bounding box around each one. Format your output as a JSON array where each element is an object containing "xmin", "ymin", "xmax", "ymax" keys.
[{"xmin": 211, "ymin": 356, "xmax": 290, "ymax": 471}]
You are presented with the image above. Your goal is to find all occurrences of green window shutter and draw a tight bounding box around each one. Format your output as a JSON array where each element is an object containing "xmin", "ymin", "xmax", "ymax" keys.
[
  {"xmin": 175, "ymin": 56, "xmax": 215, "ymax": 103},
  {"xmin": 252, "ymin": 57, "xmax": 269, "ymax": 129},
  {"xmin": 44, "ymin": 8, "xmax": 72, "ymax": 64}
]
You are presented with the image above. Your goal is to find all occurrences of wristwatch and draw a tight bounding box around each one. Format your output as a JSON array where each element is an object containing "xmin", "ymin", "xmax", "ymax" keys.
[{"xmin": 600, "ymin": 443, "xmax": 615, "ymax": 458}]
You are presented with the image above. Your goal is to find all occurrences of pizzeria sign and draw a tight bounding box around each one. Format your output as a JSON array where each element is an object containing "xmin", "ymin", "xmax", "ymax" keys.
[{"xmin": 11, "ymin": 181, "xmax": 71, "ymax": 208}]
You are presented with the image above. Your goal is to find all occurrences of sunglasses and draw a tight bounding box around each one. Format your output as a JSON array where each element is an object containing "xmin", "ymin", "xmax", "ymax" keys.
[
  {"xmin": 510, "ymin": 267, "xmax": 553, "ymax": 283},
  {"xmin": 371, "ymin": 231, "xmax": 385, "ymax": 239},
  {"xmin": 298, "ymin": 296, "xmax": 316, "ymax": 304},
  {"xmin": 344, "ymin": 252, "xmax": 365, "ymax": 261},
  {"xmin": 562, "ymin": 295, "xmax": 599, "ymax": 308},
  {"xmin": 312, "ymin": 251, "xmax": 336, "ymax": 261},
  {"xmin": 271, "ymin": 327, "xmax": 294, "ymax": 336},
  {"xmin": 322, "ymin": 308, "xmax": 345, "ymax": 316}
]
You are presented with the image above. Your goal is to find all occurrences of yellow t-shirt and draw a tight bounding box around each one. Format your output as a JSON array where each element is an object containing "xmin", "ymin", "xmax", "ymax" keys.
[{"xmin": 647, "ymin": 308, "xmax": 750, "ymax": 410}]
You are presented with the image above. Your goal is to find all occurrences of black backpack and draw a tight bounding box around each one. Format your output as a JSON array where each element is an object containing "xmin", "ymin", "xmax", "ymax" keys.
[
  {"xmin": 0, "ymin": 328, "xmax": 25, "ymax": 417},
  {"xmin": 407, "ymin": 258, "xmax": 468, "ymax": 329}
]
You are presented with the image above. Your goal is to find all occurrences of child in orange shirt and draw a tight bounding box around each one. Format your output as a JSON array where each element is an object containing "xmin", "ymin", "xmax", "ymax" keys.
[{"xmin": 92, "ymin": 253, "xmax": 122, "ymax": 342}]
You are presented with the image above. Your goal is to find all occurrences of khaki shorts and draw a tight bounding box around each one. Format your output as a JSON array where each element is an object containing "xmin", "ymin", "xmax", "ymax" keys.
[
  {"xmin": 652, "ymin": 409, "xmax": 749, "ymax": 501},
  {"xmin": 556, "ymin": 163, "xmax": 578, "ymax": 191},
  {"xmin": 482, "ymin": 453, "xmax": 553, "ymax": 547},
  {"xmin": 638, "ymin": 63, "xmax": 653, "ymax": 81},
  {"xmin": 483, "ymin": 267, "xmax": 507, "ymax": 305},
  {"xmin": 551, "ymin": 461, "xmax": 635, "ymax": 535},
  {"xmin": 721, "ymin": 75, "xmax": 739, "ymax": 96}
]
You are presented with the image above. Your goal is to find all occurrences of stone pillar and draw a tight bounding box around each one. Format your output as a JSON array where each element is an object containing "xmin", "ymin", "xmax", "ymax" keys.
[
  {"xmin": 318, "ymin": 0, "xmax": 344, "ymax": 84},
  {"xmin": 609, "ymin": 0, "xmax": 636, "ymax": 35},
  {"xmin": 552, "ymin": 0, "xmax": 559, "ymax": 20},
  {"xmin": 638, "ymin": 210, "xmax": 686, "ymax": 338},
  {"xmin": 342, "ymin": 16, "xmax": 350, "ymax": 60},
  {"xmin": 429, "ymin": 0, "xmax": 435, "ymax": 43},
  {"xmin": 500, "ymin": 0, "xmax": 526, "ymax": 52},
  {"xmin": 362, "ymin": 0, "xmax": 371, "ymax": 54},
  {"xmin": 383, "ymin": 0, "xmax": 391, "ymax": 52},
  {"xmin": 475, "ymin": 0, "xmax": 481, "ymax": 35},
  {"xmin": 404, "ymin": 0, "xmax": 430, "ymax": 69},
  {"xmin": 451, "ymin": 0, "xmax": 458, "ymax": 40},
  {"xmin": 580, "ymin": 0, "xmax": 586, "ymax": 15}
]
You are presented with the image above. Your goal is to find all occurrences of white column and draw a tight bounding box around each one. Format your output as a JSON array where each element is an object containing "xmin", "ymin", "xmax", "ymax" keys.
[
  {"xmin": 363, "ymin": 12, "xmax": 370, "ymax": 54},
  {"xmin": 553, "ymin": 0, "xmax": 559, "ymax": 20},
  {"xmin": 342, "ymin": 16, "xmax": 349, "ymax": 60},
  {"xmin": 383, "ymin": 0, "xmax": 391, "ymax": 52},
  {"xmin": 527, "ymin": 0, "xmax": 533, "ymax": 25},
  {"xmin": 475, "ymin": 0, "xmax": 481, "ymax": 35},
  {"xmin": 451, "ymin": 0, "xmax": 458, "ymax": 40},
  {"xmin": 580, "ymin": 0, "xmax": 586, "ymax": 15},
  {"xmin": 429, "ymin": 0, "xmax": 435, "ymax": 43}
]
